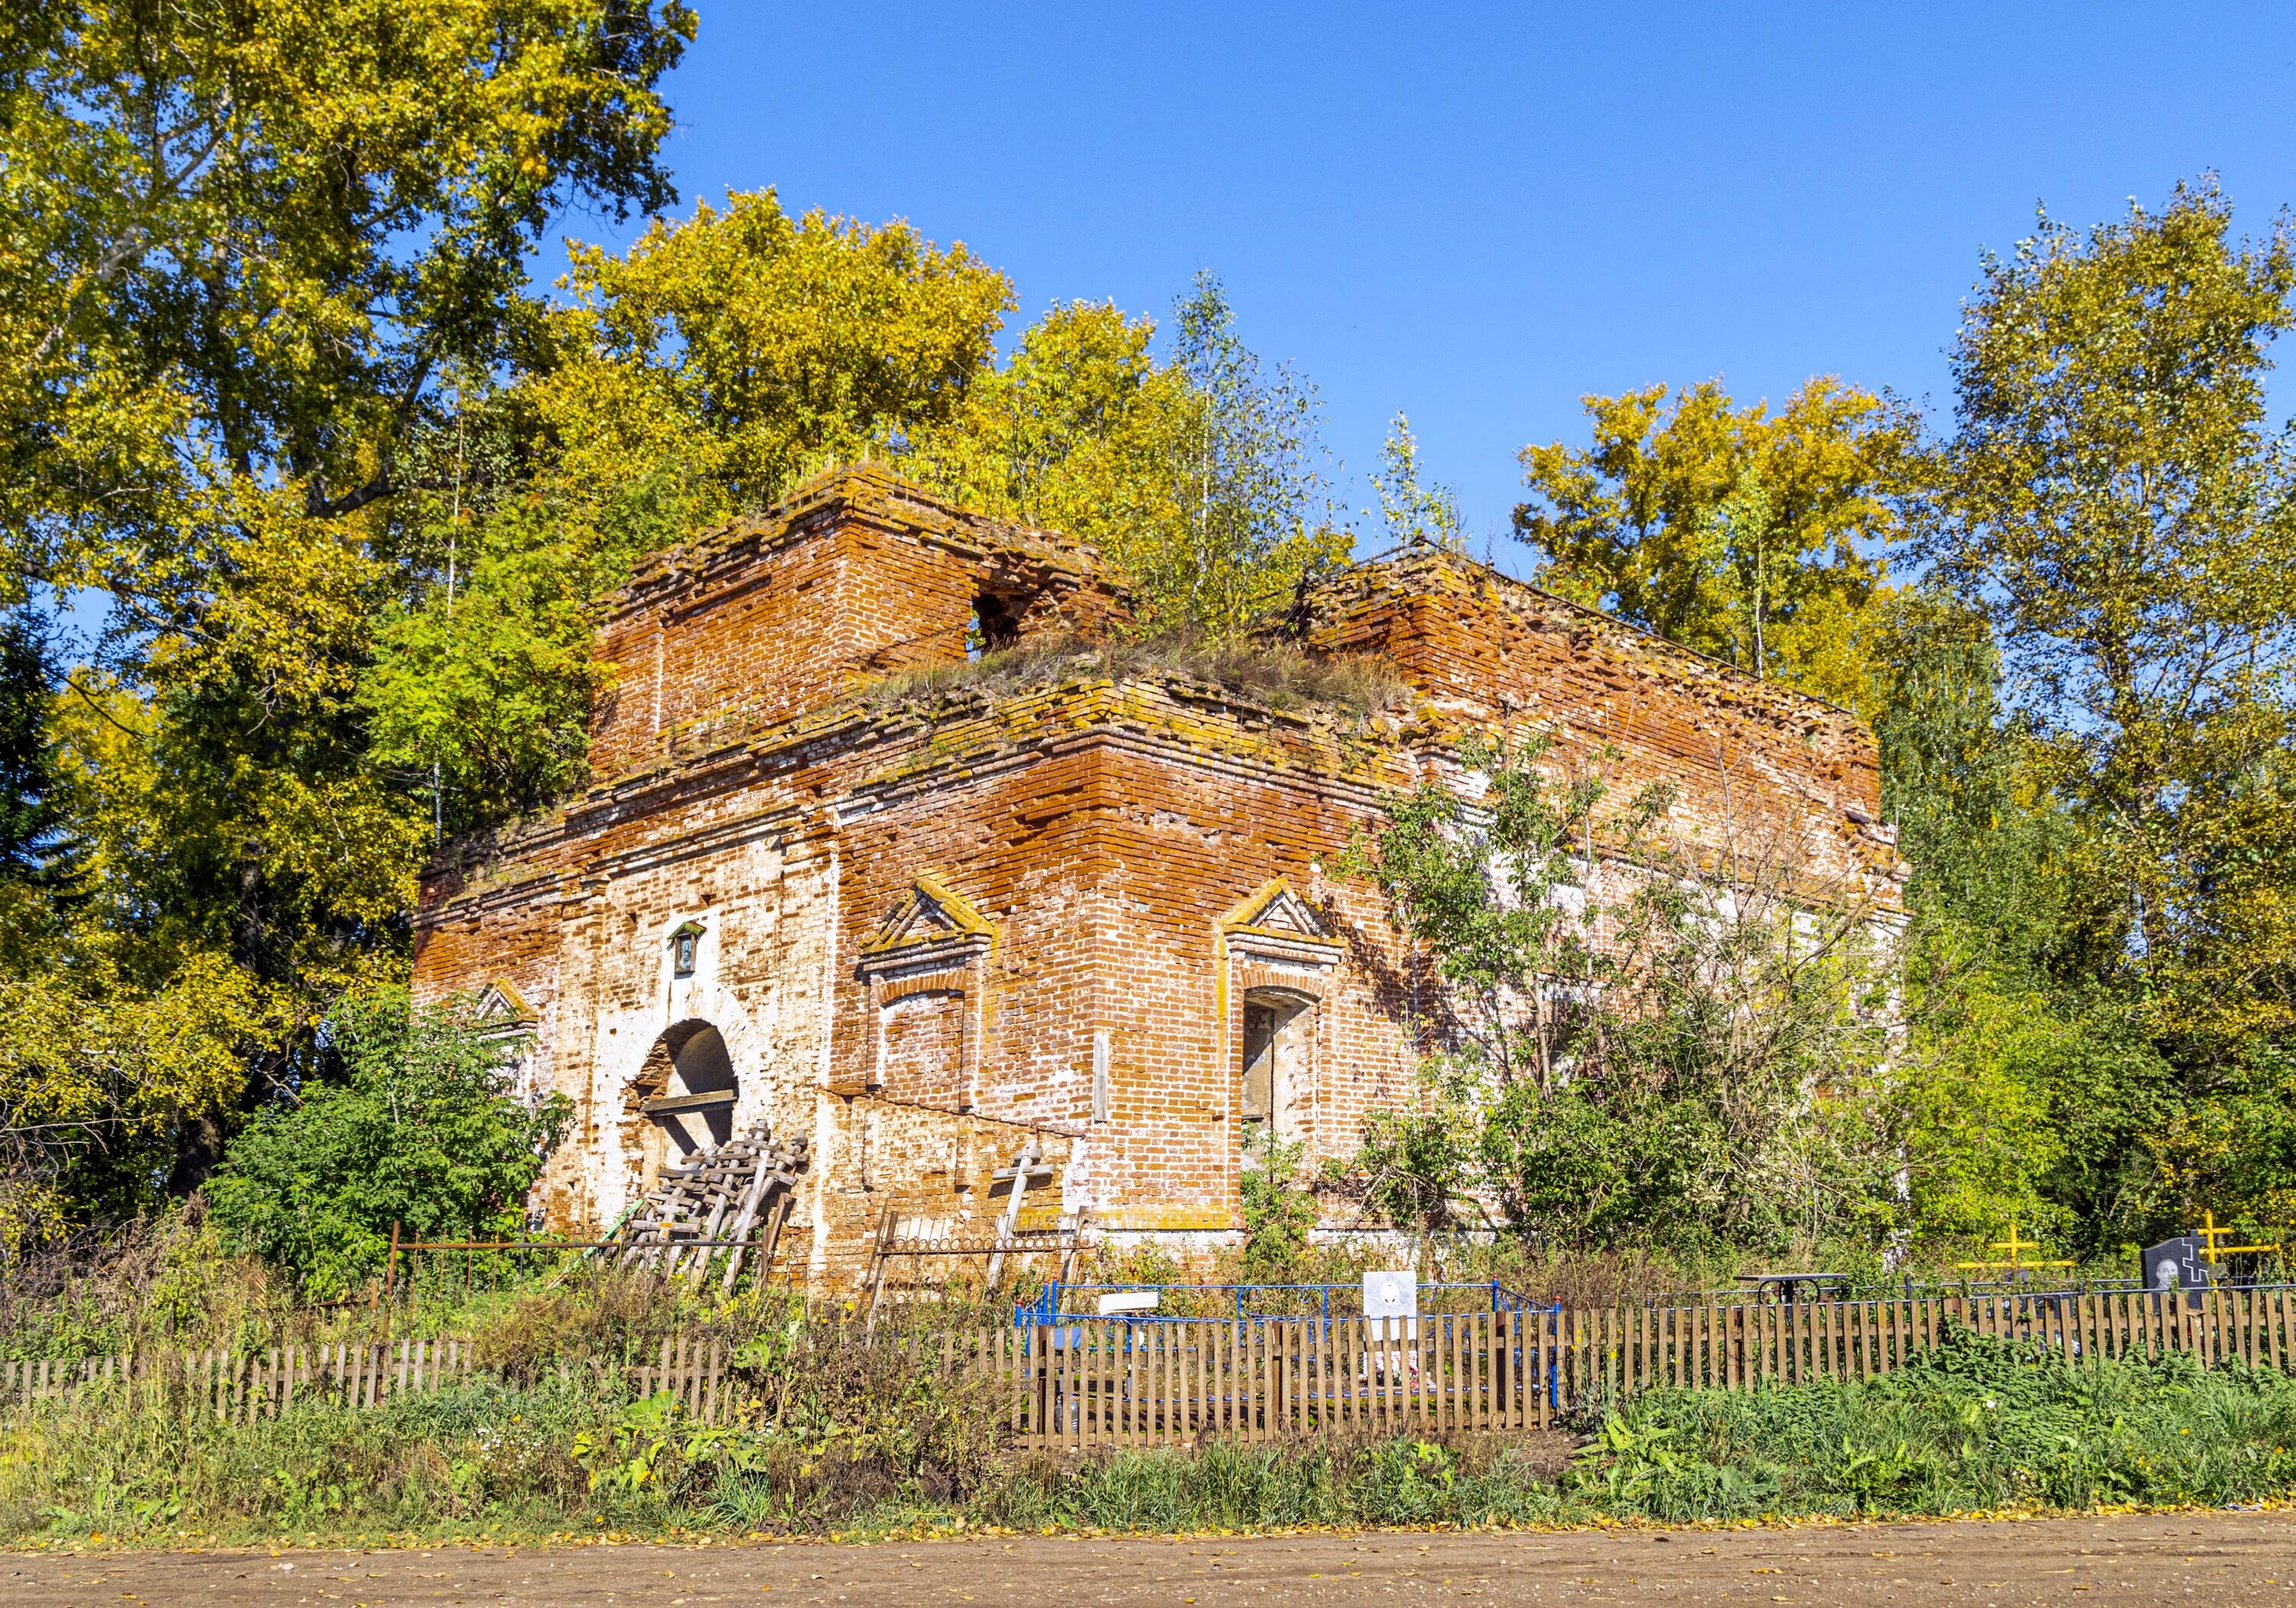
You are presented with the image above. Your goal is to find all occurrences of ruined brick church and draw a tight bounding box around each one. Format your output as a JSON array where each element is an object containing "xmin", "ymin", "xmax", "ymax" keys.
[{"xmin": 413, "ymin": 466, "xmax": 1904, "ymax": 1288}]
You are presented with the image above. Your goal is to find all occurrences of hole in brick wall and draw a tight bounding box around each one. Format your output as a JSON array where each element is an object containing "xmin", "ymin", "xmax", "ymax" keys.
[{"xmin": 967, "ymin": 589, "xmax": 1024, "ymax": 660}]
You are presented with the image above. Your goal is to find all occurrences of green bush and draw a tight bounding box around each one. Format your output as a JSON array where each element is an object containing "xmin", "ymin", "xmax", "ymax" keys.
[
  {"xmin": 0, "ymin": 1375, "xmax": 620, "ymax": 1543},
  {"xmin": 1599, "ymin": 1326, "xmax": 2296, "ymax": 1516},
  {"xmin": 204, "ymin": 988, "xmax": 572, "ymax": 1299}
]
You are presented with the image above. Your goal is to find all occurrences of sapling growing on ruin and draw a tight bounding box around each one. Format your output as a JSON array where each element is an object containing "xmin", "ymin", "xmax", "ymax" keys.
[{"xmin": 1343, "ymin": 731, "xmax": 1900, "ymax": 1254}]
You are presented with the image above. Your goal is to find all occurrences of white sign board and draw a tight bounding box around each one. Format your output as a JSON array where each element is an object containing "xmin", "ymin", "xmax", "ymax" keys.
[
  {"xmin": 1363, "ymin": 1270, "xmax": 1417, "ymax": 1339},
  {"xmin": 1097, "ymin": 1289, "xmax": 1160, "ymax": 1316}
]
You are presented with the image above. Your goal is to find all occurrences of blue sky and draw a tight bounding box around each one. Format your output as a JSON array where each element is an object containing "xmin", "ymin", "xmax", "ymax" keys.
[{"xmin": 563, "ymin": 2, "xmax": 2296, "ymax": 572}]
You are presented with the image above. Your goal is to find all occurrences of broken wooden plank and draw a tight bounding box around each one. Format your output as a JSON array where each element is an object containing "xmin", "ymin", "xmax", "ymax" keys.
[{"xmin": 641, "ymin": 1090, "xmax": 739, "ymax": 1117}]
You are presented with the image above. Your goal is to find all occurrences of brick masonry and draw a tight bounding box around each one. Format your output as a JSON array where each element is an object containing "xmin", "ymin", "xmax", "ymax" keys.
[{"xmin": 413, "ymin": 467, "xmax": 1904, "ymax": 1293}]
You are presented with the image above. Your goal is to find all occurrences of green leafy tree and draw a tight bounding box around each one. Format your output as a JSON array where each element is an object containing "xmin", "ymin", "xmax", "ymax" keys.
[
  {"xmin": 1371, "ymin": 413, "xmax": 1465, "ymax": 553},
  {"xmin": 361, "ymin": 478, "xmax": 623, "ymax": 836},
  {"xmin": 0, "ymin": 604, "xmax": 71, "ymax": 889},
  {"xmin": 0, "ymin": 1, "xmax": 690, "ymax": 1217},
  {"xmin": 1156, "ymin": 272, "xmax": 1348, "ymax": 633},
  {"xmin": 205, "ymin": 987, "xmax": 570, "ymax": 1297},
  {"xmin": 1922, "ymin": 178, "xmax": 2296, "ymax": 1057},
  {"xmin": 1345, "ymin": 735, "xmax": 1898, "ymax": 1254},
  {"xmin": 1857, "ymin": 589, "xmax": 2082, "ymax": 1249}
]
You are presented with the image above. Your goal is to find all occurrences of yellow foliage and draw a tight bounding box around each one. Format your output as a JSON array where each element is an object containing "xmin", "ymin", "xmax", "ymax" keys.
[
  {"xmin": 532, "ymin": 197, "xmax": 1344, "ymax": 638},
  {"xmin": 1515, "ymin": 377, "xmax": 1919, "ymax": 714}
]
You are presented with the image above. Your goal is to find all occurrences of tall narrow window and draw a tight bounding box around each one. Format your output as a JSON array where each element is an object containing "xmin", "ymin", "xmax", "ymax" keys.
[
  {"xmin": 1240, "ymin": 988, "xmax": 1311, "ymax": 1156},
  {"xmin": 1091, "ymin": 1029, "xmax": 1111, "ymax": 1124},
  {"xmin": 1241, "ymin": 1003, "xmax": 1277, "ymax": 1121}
]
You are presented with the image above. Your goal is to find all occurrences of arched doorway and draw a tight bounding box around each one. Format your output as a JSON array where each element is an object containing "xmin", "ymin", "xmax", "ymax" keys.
[{"xmin": 629, "ymin": 1019, "xmax": 739, "ymax": 1191}]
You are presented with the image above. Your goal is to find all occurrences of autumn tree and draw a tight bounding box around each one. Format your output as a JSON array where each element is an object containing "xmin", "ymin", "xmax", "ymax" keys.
[
  {"xmin": 363, "ymin": 212, "xmax": 1351, "ymax": 843},
  {"xmin": 0, "ymin": 0, "xmax": 693, "ymax": 1221},
  {"xmin": 1515, "ymin": 378, "xmax": 1919, "ymax": 713},
  {"xmin": 918, "ymin": 273, "xmax": 1346, "ymax": 635},
  {"xmin": 536, "ymin": 188, "xmax": 1016, "ymax": 546},
  {"xmin": 360, "ymin": 189, "xmax": 1018, "ymax": 831},
  {"xmin": 1923, "ymin": 180, "xmax": 2296, "ymax": 1059}
]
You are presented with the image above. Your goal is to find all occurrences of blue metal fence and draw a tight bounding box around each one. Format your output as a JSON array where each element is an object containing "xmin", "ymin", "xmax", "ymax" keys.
[{"xmin": 1016, "ymin": 1278, "xmax": 1548, "ymax": 1329}]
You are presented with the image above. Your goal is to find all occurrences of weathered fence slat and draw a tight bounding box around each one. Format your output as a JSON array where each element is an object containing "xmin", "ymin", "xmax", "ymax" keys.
[{"xmin": 21, "ymin": 1282, "xmax": 2296, "ymax": 1451}]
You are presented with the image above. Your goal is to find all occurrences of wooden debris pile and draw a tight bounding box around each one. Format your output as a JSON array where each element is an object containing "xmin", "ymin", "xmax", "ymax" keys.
[
  {"xmin": 865, "ymin": 1133, "xmax": 1084, "ymax": 1319},
  {"xmin": 609, "ymin": 1121, "xmax": 810, "ymax": 1293}
]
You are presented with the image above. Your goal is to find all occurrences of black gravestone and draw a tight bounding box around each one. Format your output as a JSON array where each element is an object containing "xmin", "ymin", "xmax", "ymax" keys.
[{"xmin": 2143, "ymin": 1235, "xmax": 2207, "ymax": 1309}]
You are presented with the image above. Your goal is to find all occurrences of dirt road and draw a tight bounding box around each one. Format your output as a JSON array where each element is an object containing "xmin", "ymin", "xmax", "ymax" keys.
[{"xmin": 10, "ymin": 1512, "xmax": 2296, "ymax": 1606}]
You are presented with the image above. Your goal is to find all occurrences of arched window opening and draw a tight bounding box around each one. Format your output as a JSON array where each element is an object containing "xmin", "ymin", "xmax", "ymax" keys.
[{"xmin": 631, "ymin": 1019, "xmax": 739, "ymax": 1189}]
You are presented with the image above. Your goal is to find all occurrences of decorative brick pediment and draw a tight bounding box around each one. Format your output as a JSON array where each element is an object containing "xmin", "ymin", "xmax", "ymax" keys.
[
  {"xmin": 1224, "ymin": 879, "xmax": 1332, "ymax": 939},
  {"xmin": 473, "ymin": 978, "xmax": 536, "ymax": 1030},
  {"xmin": 853, "ymin": 873, "xmax": 994, "ymax": 1111},
  {"xmin": 859, "ymin": 872, "xmax": 996, "ymax": 978},
  {"xmin": 1219, "ymin": 876, "xmax": 1342, "ymax": 971}
]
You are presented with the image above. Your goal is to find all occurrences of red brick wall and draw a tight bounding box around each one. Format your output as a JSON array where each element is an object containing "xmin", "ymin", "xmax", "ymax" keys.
[
  {"xmin": 878, "ymin": 991, "xmax": 965, "ymax": 1108},
  {"xmin": 588, "ymin": 466, "xmax": 1129, "ymax": 781},
  {"xmin": 413, "ymin": 471, "xmax": 1901, "ymax": 1286},
  {"xmin": 1304, "ymin": 551, "xmax": 1904, "ymax": 907}
]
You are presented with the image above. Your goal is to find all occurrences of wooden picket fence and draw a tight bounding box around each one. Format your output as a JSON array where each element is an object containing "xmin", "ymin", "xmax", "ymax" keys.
[
  {"xmin": 990, "ymin": 1284, "xmax": 2296, "ymax": 1447},
  {"xmin": 1, "ymin": 1333, "xmax": 739, "ymax": 1424},
  {"xmin": 11, "ymin": 1287, "xmax": 2296, "ymax": 1447}
]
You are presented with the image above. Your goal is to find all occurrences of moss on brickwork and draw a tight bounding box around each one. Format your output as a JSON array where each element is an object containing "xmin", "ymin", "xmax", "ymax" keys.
[{"xmin": 861, "ymin": 634, "xmax": 1412, "ymax": 718}]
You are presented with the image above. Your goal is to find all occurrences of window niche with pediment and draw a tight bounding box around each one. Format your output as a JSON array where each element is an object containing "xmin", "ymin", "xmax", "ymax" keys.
[
  {"xmin": 853, "ymin": 873, "xmax": 995, "ymax": 1112},
  {"xmin": 472, "ymin": 979, "xmax": 541, "ymax": 1106},
  {"xmin": 1219, "ymin": 876, "xmax": 1342, "ymax": 1159}
]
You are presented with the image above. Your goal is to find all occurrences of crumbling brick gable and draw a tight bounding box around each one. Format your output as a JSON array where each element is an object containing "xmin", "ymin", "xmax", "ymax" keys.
[
  {"xmin": 588, "ymin": 465, "xmax": 1130, "ymax": 779},
  {"xmin": 1303, "ymin": 550, "xmax": 1904, "ymax": 905}
]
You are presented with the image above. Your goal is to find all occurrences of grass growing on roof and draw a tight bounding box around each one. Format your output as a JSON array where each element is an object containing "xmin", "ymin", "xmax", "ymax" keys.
[{"xmin": 861, "ymin": 633, "xmax": 1414, "ymax": 718}]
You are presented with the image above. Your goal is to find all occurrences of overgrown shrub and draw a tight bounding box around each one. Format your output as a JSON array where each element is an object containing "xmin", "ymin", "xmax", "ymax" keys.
[
  {"xmin": 204, "ymin": 988, "xmax": 572, "ymax": 1300},
  {"xmin": 0, "ymin": 1375, "xmax": 617, "ymax": 1543},
  {"xmin": 1592, "ymin": 1326, "xmax": 2296, "ymax": 1516},
  {"xmin": 0, "ymin": 1205, "xmax": 247, "ymax": 1359}
]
